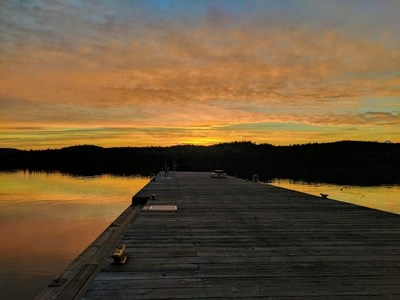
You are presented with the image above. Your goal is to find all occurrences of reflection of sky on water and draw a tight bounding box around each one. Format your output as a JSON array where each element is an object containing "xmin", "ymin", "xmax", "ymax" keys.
[
  {"xmin": 0, "ymin": 171, "xmax": 149, "ymax": 300},
  {"xmin": 269, "ymin": 179, "xmax": 400, "ymax": 215}
]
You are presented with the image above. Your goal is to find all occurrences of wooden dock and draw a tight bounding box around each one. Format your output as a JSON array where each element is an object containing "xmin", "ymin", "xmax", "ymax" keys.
[{"xmin": 39, "ymin": 172, "xmax": 400, "ymax": 299}]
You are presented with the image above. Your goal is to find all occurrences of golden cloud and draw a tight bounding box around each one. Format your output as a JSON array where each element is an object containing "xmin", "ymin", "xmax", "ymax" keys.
[{"xmin": 1, "ymin": 3, "xmax": 399, "ymax": 147}]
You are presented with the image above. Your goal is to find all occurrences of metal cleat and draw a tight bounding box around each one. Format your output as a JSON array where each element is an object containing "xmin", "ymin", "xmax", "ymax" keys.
[{"xmin": 112, "ymin": 243, "xmax": 127, "ymax": 265}]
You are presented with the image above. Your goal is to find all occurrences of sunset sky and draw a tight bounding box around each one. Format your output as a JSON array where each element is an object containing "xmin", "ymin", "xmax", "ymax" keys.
[{"xmin": 1, "ymin": 0, "xmax": 399, "ymax": 149}]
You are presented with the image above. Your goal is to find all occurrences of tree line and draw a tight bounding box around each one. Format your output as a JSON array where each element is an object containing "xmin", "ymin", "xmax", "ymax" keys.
[{"xmin": 1, "ymin": 141, "xmax": 399, "ymax": 185}]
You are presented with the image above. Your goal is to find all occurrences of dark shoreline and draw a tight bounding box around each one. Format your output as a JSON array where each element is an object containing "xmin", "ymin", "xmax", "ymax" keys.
[{"xmin": 1, "ymin": 141, "xmax": 399, "ymax": 186}]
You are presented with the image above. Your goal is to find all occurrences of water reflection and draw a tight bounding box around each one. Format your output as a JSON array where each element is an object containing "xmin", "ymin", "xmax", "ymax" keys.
[
  {"xmin": 0, "ymin": 171, "xmax": 149, "ymax": 300},
  {"xmin": 269, "ymin": 179, "xmax": 400, "ymax": 215}
]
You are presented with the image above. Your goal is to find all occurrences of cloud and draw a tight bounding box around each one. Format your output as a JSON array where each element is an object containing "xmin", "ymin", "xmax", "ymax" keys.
[
  {"xmin": 1, "ymin": 0, "xmax": 399, "ymax": 147},
  {"xmin": 2, "ymin": 22, "xmax": 398, "ymax": 108}
]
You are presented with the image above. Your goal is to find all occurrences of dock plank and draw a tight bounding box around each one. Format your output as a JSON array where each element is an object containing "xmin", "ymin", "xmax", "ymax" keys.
[{"xmin": 78, "ymin": 171, "xmax": 400, "ymax": 299}]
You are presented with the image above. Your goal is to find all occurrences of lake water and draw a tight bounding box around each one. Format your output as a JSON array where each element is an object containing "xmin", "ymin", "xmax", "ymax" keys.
[
  {"xmin": 0, "ymin": 171, "xmax": 149, "ymax": 300},
  {"xmin": 269, "ymin": 179, "xmax": 400, "ymax": 215},
  {"xmin": 1, "ymin": 172, "xmax": 399, "ymax": 299}
]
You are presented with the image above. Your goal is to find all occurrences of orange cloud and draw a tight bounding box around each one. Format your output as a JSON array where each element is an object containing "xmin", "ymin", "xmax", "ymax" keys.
[{"xmin": 1, "ymin": 2, "xmax": 399, "ymax": 148}]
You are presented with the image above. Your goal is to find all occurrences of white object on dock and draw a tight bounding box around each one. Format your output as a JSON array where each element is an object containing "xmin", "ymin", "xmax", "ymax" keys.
[{"xmin": 143, "ymin": 205, "xmax": 177, "ymax": 211}]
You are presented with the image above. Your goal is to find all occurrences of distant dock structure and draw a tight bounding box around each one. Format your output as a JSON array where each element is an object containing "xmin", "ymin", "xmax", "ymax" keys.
[{"xmin": 37, "ymin": 172, "xmax": 400, "ymax": 299}]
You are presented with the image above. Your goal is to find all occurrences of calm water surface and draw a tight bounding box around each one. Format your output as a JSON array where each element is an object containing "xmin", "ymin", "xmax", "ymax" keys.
[
  {"xmin": 1, "ymin": 172, "xmax": 399, "ymax": 299},
  {"xmin": 0, "ymin": 171, "xmax": 149, "ymax": 300},
  {"xmin": 269, "ymin": 179, "xmax": 400, "ymax": 214}
]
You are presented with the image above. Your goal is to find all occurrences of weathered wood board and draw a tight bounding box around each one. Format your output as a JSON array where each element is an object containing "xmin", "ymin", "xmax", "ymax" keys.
[{"xmin": 78, "ymin": 171, "xmax": 400, "ymax": 299}]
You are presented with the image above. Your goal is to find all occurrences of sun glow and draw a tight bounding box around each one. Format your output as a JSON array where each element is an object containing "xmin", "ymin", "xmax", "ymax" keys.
[{"xmin": 0, "ymin": 1, "xmax": 399, "ymax": 149}]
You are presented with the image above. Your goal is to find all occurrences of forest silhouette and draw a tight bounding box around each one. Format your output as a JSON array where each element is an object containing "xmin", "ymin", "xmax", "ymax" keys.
[{"xmin": 1, "ymin": 141, "xmax": 399, "ymax": 185}]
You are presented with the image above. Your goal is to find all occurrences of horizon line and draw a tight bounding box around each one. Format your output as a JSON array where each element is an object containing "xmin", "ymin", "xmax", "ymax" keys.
[{"xmin": 1, "ymin": 139, "xmax": 396, "ymax": 151}]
